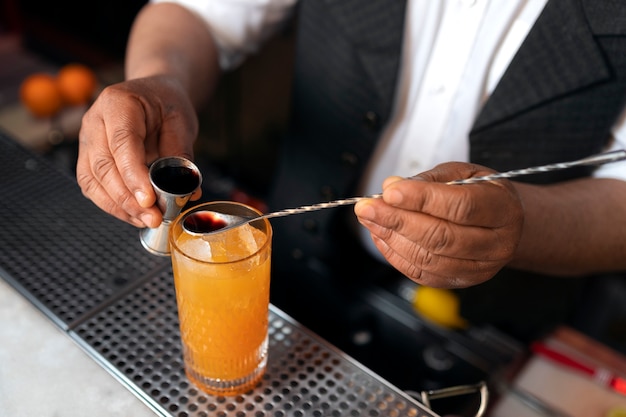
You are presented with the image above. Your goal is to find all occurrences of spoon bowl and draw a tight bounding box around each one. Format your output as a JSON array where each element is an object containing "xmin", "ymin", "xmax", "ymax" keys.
[{"xmin": 182, "ymin": 210, "xmax": 261, "ymax": 235}]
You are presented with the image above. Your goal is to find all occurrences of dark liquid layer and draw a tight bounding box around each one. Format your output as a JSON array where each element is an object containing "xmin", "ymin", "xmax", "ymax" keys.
[
  {"xmin": 183, "ymin": 211, "xmax": 228, "ymax": 233},
  {"xmin": 152, "ymin": 165, "xmax": 199, "ymax": 195}
]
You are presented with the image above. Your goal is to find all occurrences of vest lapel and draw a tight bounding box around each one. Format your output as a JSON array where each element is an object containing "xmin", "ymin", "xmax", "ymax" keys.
[
  {"xmin": 472, "ymin": 0, "xmax": 611, "ymax": 132},
  {"xmin": 322, "ymin": 0, "xmax": 407, "ymax": 106}
]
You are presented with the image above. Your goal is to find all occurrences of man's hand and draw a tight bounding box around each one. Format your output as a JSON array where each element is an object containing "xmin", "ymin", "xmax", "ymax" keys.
[
  {"xmin": 355, "ymin": 162, "xmax": 524, "ymax": 288},
  {"xmin": 76, "ymin": 75, "xmax": 200, "ymax": 228}
]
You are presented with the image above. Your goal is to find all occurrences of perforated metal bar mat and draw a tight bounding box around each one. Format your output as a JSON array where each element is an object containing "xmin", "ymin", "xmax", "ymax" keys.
[
  {"xmin": 0, "ymin": 132, "xmax": 439, "ymax": 417},
  {"xmin": 71, "ymin": 267, "xmax": 436, "ymax": 417},
  {"xmin": 0, "ymin": 133, "xmax": 169, "ymax": 329}
]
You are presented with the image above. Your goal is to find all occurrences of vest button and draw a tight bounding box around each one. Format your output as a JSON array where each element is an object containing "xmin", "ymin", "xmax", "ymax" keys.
[{"xmin": 363, "ymin": 111, "xmax": 380, "ymax": 131}]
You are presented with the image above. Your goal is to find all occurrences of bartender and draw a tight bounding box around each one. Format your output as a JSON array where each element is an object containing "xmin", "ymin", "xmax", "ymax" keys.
[{"xmin": 76, "ymin": 0, "xmax": 626, "ymax": 344}]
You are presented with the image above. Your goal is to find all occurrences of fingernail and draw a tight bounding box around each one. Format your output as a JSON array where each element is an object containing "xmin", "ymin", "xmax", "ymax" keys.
[
  {"xmin": 140, "ymin": 213, "xmax": 154, "ymax": 227},
  {"xmin": 355, "ymin": 201, "xmax": 375, "ymax": 220},
  {"xmin": 386, "ymin": 189, "xmax": 403, "ymax": 205},
  {"xmin": 135, "ymin": 191, "xmax": 148, "ymax": 207}
]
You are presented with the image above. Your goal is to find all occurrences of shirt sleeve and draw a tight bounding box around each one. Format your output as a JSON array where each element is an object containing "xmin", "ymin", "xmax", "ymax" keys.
[
  {"xmin": 150, "ymin": 0, "xmax": 297, "ymax": 70},
  {"xmin": 593, "ymin": 105, "xmax": 626, "ymax": 181}
]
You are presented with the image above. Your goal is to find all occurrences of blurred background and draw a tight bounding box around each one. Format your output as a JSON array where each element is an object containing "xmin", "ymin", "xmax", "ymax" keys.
[
  {"xmin": 0, "ymin": 0, "xmax": 143, "ymax": 164},
  {"xmin": 0, "ymin": 0, "xmax": 293, "ymax": 200}
]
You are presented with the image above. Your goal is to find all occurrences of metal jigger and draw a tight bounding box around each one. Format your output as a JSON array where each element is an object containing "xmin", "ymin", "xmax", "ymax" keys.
[{"xmin": 139, "ymin": 156, "xmax": 202, "ymax": 256}]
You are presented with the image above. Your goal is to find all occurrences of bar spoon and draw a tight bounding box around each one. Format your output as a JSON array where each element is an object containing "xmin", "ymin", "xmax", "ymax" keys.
[{"xmin": 183, "ymin": 149, "xmax": 626, "ymax": 235}]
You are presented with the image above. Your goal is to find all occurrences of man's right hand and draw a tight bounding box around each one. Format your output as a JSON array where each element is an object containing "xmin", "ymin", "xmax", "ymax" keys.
[{"xmin": 76, "ymin": 74, "xmax": 200, "ymax": 229}]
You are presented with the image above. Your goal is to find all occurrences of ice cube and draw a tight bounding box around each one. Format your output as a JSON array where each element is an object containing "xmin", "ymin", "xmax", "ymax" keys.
[
  {"xmin": 177, "ymin": 233, "xmax": 212, "ymax": 262},
  {"xmin": 236, "ymin": 223, "xmax": 259, "ymax": 256}
]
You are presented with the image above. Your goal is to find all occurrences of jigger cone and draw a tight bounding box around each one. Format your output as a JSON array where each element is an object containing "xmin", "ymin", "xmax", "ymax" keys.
[{"xmin": 140, "ymin": 156, "xmax": 202, "ymax": 256}]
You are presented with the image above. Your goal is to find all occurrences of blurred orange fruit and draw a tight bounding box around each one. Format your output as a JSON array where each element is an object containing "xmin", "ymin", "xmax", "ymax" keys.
[
  {"xmin": 19, "ymin": 73, "xmax": 64, "ymax": 118},
  {"xmin": 56, "ymin": 63, "xmax": 97, "ymax": 105}
]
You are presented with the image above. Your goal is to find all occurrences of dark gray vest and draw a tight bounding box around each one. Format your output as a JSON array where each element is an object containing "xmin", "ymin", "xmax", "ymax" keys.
[{"xmin": 267, "ymin": 0, "xmax": 626, "ymax": 339}]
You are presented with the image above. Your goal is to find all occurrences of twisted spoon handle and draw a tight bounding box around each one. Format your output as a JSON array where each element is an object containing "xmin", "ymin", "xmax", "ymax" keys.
[
  {"xmin": 259, "ymin": 195, "xmax": 380, "ymax": 220},
  {"xmin": 257, "ymin": 149, "xmax": 626, "ymax": 220},
  {"xmin": 446, "ymin": 149, "xmax": 626, "ymax": 184}
]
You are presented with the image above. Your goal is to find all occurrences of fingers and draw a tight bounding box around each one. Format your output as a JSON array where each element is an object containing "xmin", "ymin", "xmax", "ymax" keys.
[
  {"xmin": 382, "ymin": 166, "xmax": 521, "ymax": 227},
  {"xmin": 356, "ymin": 197, "xmax": 513, "ymax": 260},
  {"xmin": 354, "ymin": 162, "xmax": 525, "ymax": 287},
  {"xmin": 367, "ymin": 233, "xmax": 500, "ymax": 288},
  {"xmin": 76, "ymin": 76, "xmax": 201, "ymax": 229},
  {"xmin": 77, "ymin": 109, "xmax": 161, "ymax": 228},
  {"xmin": 76, "ymin": 152, "xmax": 155, "ymax": 228},
  {"xmin": 77, "ymin": 85, "xmax": 161, "ymax": 228},
  {"xmin": 356, "ymin": 197, "xmax": 519, "ymax": 287}
]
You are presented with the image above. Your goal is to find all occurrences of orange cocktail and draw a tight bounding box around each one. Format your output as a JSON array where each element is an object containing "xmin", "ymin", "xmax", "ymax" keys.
[{"xmin": 169, "ymin": 202, "xmax": 272, "ymax": 396}]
